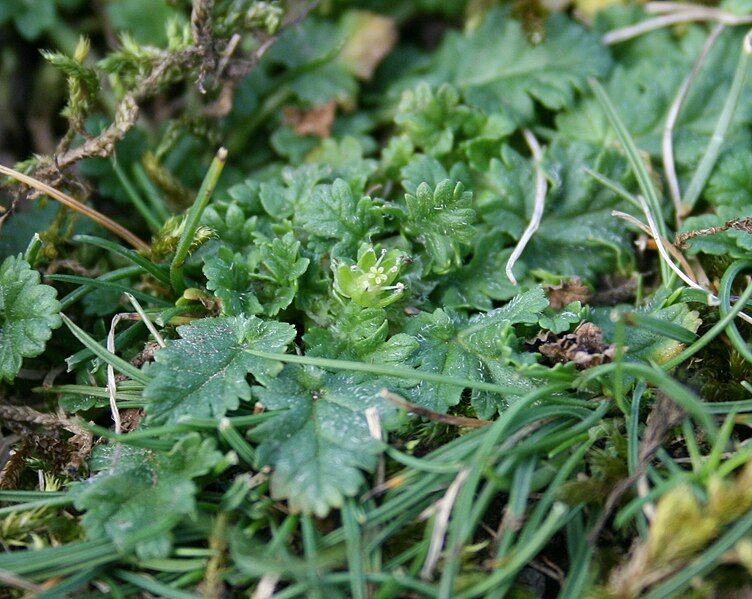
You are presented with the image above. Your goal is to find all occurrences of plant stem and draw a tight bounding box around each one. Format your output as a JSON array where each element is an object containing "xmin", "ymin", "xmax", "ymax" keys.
[
  {"xmin": 169, "ymin": 147, "xmax": 227, "ymax": 293},
  {"xmin": 246, "ymin": 350, "xmax": 542, "ymax": 397}
]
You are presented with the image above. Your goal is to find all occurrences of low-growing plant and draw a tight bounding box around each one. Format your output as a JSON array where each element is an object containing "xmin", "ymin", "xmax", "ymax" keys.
[{"xmin": 3, "ymin": 1, "xmax": 752, "ymax": 597}]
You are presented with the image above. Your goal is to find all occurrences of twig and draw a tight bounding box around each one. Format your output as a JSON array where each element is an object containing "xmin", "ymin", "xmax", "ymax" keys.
[
  {"xmin": 675, "ymin": 217, "xmax": 752, "ymax": 247},
  {"xmin": 505, "ymin": 129, "xmax": 547, "ymax": 285},
  {"xmin": 380, "ymin": 390, "xmax": 491, "ymax": 428},
  {"xmin": 17, "ymin": 2, "xmax": 319, "ymax": 206},
  {"xmin": 0, "ymin": 163, "xmax": 149, "ymax": 252},
  {"xmin": 420, "ymin": 468, "xmax": 470, "ymax": 581},
  {"xmin": 663, "ymin": 24, "xmax": 724, "ymax": 227}
]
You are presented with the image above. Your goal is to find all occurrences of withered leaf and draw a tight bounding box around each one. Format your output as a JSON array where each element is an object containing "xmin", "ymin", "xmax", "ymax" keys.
[
  {"xmin": 283, "ymin": 101, "xmax": 337, "ymax": 138},
  {"xmin": 544, "ymin": 276, "xmax": 591, "ymax": 309},
  {"xmin": 532, "ymin": 321, "xmax": 616, "ymax": 369}
]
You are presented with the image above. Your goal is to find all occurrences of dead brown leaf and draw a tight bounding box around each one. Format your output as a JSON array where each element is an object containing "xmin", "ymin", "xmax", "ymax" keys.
[
  {"xmin": 544, "ymin": 277, "xmax": 591, "ymax": 309},
  {"xmin": 283, "ymin": 101, "xmax": 337, "ymax": 138},
  {"xmin": 532, "ymin": 322, "xmax": 616, "ymax": 369},
  {"xmin": 339, "ymin": 11, "xmax": 398, "ymax": 80}
]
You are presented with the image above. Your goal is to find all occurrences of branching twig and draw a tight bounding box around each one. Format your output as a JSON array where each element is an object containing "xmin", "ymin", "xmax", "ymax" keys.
[
  {"xmin": 675, "ymin": 217, "xmax": 752, "ymax": 247},
  {"xmin": 10, "ymin": 1, "xmax": 319, "ymax": 207},
  {"xmin": 505, "ymin": 129, "xmax": 547, "ymax": 285}
]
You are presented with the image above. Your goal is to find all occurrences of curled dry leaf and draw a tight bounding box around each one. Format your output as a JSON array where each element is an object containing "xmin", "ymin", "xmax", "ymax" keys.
[
  {"xmin": 544, "ymin": 276, "xmax": 591, "ymax": 309},
  {"xmin": 532, "ymin": 321, "xmax": 616, "ymax": 369},
  {"xmin": 283, "ymin": 101, "xmax": 337, "ymax": 137}
]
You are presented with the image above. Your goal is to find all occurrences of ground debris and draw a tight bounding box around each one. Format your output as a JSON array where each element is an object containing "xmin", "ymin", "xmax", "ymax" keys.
[
  {"xmin": 530, "ymin": 322, "xmax": 616, "ymax": 369},
  {"xmin": 283, "ymin": 101, "xmax": 337, "ymax": 138},
  {"xmin": 544, "ymin": 277, "xmax": 591, "ymax": 309}
]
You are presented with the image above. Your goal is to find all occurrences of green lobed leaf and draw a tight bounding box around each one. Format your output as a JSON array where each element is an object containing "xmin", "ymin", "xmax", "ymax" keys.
[
  {"xmin": 412, "ymin": 8, "xmax": 612, "ymax": 125},
  {"xmin": 403, "ymin": 178, "xmax": 475, "ymax": 275},
  {"xmin": 72, "ymin": 434, "xmax": 221, "ymax": 559},
  {"xmin": 250, "ymin": 365, "xmax": 398, "ymax": 517},
  {"xmin": 143, "ymin": 316, "xmax": 296, "ymax": 423},
  {"xmin": 405, "ymin": 287, "xmax": 549, "ymax": 416},
  {"xmin": 0, "ymin": 255, "xmax": 62, "ymax": 383}
]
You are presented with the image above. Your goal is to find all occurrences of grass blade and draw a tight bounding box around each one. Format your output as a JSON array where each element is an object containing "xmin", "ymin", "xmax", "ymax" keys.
[
  {"xmin": 589, "ymin": 78, "xmax": 670, "ymax": 284},
  {"xmin": 62, "ymin": 314, "xmax": 150, "ymax": 384}
]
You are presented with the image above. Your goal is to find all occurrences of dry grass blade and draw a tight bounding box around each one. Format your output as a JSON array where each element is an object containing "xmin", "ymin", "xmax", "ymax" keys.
[
  {"xmin": 505, "ymin": 129, "xmax": 547, "ymax": 285},
  {"xmin": 421, "ymin": 468, "xmax": 470, "ymax": 581},
  {"xmin": 611, "ymin": 210, "xmax": 699, "ymax": 283},
  {"xmin": 106, "ymin": 313, "xmax": 140, "ymax": 437},
  {"xmin": 0, "ymin": 568, "xmax": 42, "ymax": 592},
  {"xmin": 603, "ymin": 4, "xmax": 752, "ymax": 46},
  {"xmin": 636, "ymin": 195, "xmax": 704, "ymax": 291},
  {"xmin": 0, "ymin": 164, "xmax": 150, "ymax": 252},
  {"xmin": 624, "ymin": 200, "xmax": 752, "ymax": 324}
]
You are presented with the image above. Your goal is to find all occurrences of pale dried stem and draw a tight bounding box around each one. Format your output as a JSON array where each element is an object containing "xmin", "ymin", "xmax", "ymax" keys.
[
  {"xmin": 603, "ymin": 8, "xmax": 752, "ymax": 45},
  {"xmin": 630, "ymin": 197, "xmax": 752, "ymax": 324},
  {"xmin": 252, "ymin": 574, "xmax": 280, "ymax": 599},
  {"xmin": 366, "ymin": 406, "xmax": 386, "ymax": 491},
  {"xmin": 107, "ymin": 314, "xmax": 136, "ymax": 436},
  {"xmin": 611, "ymin": 210, "xmax": 699, "ymax": 282},
  {"xmin": 505, "ymin": 129, "xmax": 547, "ymax": 285},
  {"xmin": 637, "ymin": 474, "xmax": 657, "ymax": 520},
  {"xmin": 0, "ymin": 163, "xmax": 149, "ymax": 252},
  {"xmin": 638, "ymin": 195, "xmax": 705, "ymax": 291},
  {"xmin": 663, "ymin": 24, "xmax": 725, "ymax": 227},
  {"xmin": 125, "ymin": 293, "xmax": 166, "ymax": 348},
  {"xmin": 420, "ymin": 468, "xmax": 470, "ymax": 581}
]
